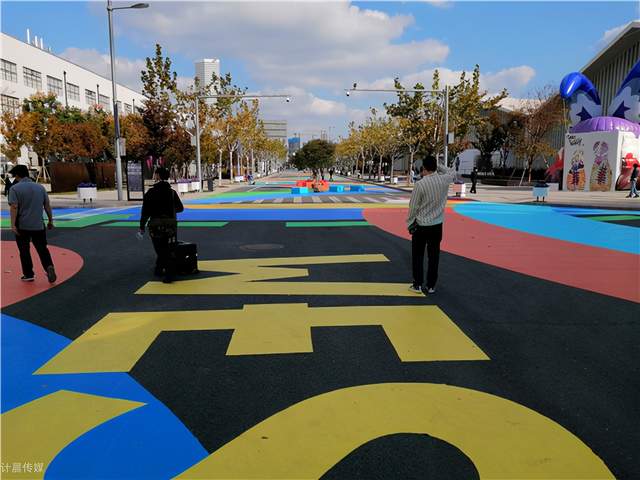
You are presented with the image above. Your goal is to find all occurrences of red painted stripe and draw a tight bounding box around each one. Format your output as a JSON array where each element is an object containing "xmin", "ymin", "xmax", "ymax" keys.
[
  {"xmin": 1, "ymin": 241, "xmax": 84, "ymax": 308},
  {"xmin": 364, "ymin": 207, "xmax": 640, "ymax": 303}
]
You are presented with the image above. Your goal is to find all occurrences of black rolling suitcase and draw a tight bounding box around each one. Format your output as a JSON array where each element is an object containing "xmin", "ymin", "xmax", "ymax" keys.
[{"xmin": 173, "ymin": 241, "xmax": 198, "ymax": 274}]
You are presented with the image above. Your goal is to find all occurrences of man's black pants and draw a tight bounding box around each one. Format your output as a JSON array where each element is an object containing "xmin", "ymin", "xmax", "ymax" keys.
[
  {"xmin": 151, "ymin": 234, "xmax": 176, "ymax": 277},
  {"xmin": 15, "ymin": 229, "xmax": 54, "ymax": 278},
  {"xmin": 411, "ymin": 223, "xmax": 443, "ymax": 289},
  {"xmin": 470, "ymin": 181, "xmax": 477, "ymax": 193}
]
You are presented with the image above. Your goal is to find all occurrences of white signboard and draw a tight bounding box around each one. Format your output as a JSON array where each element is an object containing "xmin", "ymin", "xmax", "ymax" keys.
[{"xmin": 563, "ymin": 131, "xmax": 623, "ymax": 192}]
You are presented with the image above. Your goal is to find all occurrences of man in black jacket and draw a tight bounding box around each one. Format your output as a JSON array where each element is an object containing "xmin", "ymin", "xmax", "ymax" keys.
[
  {"xmin": 139, "ymin": 167, "xmax": 184, "ymax": 283},
  {"xmin": 470, "ymin": 167, "xmax": 478, "ymax": 194}
]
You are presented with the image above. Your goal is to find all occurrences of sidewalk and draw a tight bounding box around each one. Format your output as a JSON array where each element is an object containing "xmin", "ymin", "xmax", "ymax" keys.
[
  {"xmin": 352, "ymin": 176, "xmax": 640, "ymax": 210},
  {"xmin": 0, "ymin": 179, "xmax": 256, "ymax": 210}
]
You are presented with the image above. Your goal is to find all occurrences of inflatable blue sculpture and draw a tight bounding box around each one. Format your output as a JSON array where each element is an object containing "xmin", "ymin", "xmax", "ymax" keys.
[{"xmin": 557, "ymin": 60, "xmax": 640, "ymax": 191}]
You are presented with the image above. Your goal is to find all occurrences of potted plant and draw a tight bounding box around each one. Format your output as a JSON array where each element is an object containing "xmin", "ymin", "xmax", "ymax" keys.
[
  {"xmin": 532, "ymin": 181, "xmax": 550, "ymax": 202},
  {"xmin": 190, "ymin": 178, "xmax": 200, "ymax": 192},
  {"xmin": 453, "ymin": 179, "xmax": 466, "ymax": 198},
  {"xmin": 177, "ymin": 179, "xmax": 190, "ymax": 194},
  {"xmin": 77, "ymin": 182, "xmax": 97, "ymax": 203}
]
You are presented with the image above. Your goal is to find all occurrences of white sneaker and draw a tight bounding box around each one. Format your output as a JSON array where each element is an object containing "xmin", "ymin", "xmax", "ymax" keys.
[
  {"xmin": 426, "ymin": 287, "xmax": 436, "ymax": 294},
  {"xmin": 408, "ymin": 285, "xmax": 422, "ymax": 294}
]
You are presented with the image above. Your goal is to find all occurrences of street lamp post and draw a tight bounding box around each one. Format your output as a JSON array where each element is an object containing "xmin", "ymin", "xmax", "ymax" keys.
[
  {"xmin": 194, "ymin": 93, "xmax": 291, "ymax": 187},
  {"xmin": 107, "ymin": 0, "xmax": 148, "ymax": 201}
]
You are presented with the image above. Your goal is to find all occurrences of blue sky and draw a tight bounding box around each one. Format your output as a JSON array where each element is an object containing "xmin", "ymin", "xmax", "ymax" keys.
[{"xmin": 2, "ymin": 1, "xmax": 637, "ymax": 137}]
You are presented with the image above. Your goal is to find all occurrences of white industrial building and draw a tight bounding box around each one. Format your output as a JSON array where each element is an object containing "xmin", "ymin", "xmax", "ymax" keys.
[{"xmin": 1, "ymin": 31, "xmax": 146, "ymax": 169}]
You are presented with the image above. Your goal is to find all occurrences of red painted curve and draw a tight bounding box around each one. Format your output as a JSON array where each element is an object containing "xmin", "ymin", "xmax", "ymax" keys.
[
  {"xmin": 364, "ymin": 207, "xmax": 640, "ymax": 303},
  {"xmin": 1, "ymin": 241, "xmax": 84, "ymax": 308}
]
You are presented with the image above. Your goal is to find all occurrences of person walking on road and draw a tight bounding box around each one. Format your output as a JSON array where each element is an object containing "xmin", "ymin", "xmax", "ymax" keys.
[
  {"xmin": 139, "ymin": 167, "xmax": 184, "ymax": 283},
  {"xmin": 627, "ymin": 164, "xmax": 639, "ymax": 198},
  {"xmin": 470, "ymin": 167, "xmax": 478, "ymax": 194},
  {"xmin": 8, "ymin": 165, "xmax": 57, "ymax": 283},
  {"xmin": 329, "ymin": 168, "xmax": 335, "ymax": 181},
  {"xmin": 407, "ymin": 156, "xmax": 455, "ymax": 295}
]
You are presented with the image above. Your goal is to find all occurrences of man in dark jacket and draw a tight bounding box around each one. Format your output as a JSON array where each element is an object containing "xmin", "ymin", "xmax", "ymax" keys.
[
  {"xmin": 470, "ymin": 167, "xmax": 478, "ymax": 194},
  {"xmin": 139, "ymin": 167, "xmax": 184, "ymax": 283}
]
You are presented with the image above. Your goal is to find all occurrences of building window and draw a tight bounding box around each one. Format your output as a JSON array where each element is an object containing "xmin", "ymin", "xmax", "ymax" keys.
[
  {"xmin": 47, "ymin": 76, "xmax": 63, "ymax": 97},
  {"xmin": 1, "ymin": 94, "xmax": 21, "ymax": 116},
  {"xmin": 1, "ymin": 59, "xmax": 17, "ymax": 82},
  {"xmin": 124, "ymin": 103, "xmax": 132, "ymax": 115},
  {"xmin": 99, "ymin": 94, "xmax": 111, "ymax": 112},
  {"xmin": 23, "ymin": 67, "xmax": 42, "ymax": 90},
  {"xmin": 85, "ymin": 89, "xmax": 96, "ymax": 106},
  {"xmin": 67, "ymin": 83, "xmax": 80, "ymax": 102}
]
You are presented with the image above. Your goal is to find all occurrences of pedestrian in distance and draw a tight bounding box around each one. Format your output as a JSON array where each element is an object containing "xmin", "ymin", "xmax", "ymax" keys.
[
  {"xmin": 470, "ymin": 166, "xmax": 478, "ymax": 194},
  {"xmin": 3, "ymin": 173, "xmax": 13, "ymax": 197},
  {"xmin": 139, "ymin": 167, "xmax": 184, "ymax": 284},
  {"xmin": 407, "ymin": 156, "xmax": 456, "ymax": 295},
  {"xmin": 329, "ymin": 168, "xmax": 334, "ymax": 181},
  {"xmin": 627, "ymin": 164, "xmax": 639, "ymax": 198},
  {"xmin": 7, "ymin": 164, "xmax": 57, "ymax": 283}
]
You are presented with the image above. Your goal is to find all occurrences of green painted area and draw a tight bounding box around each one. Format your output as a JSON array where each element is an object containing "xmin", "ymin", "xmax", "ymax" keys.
[
  {"xmin": 581, "ymin": 215, "xmax": 640, "ymax": 222},
  {"xmin": 1, "ymin": 214, "xmax": 129, "ymax": 228},
  {"xmin": 105, "ymin": 221, "xmax": 228, "ymax": 227},
  {"xmin": 285, "ymin": 221, "xmax": 371, "ymax": 228},
  {"xmin": 55, "ymin": 214, "xmax": 131, "ymax": 228}
]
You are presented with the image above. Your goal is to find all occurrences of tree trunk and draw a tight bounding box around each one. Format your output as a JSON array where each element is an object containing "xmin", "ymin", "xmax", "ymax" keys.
[
  {"xmin": 229, "ymin": 150, "xmax": 234, "ymax": 181},
  {"xmin": 218, "ymin": 149, "xmax": 223, "ymax": 185},
  {"xmin": 407, "ymin": 150, "xmax": 415, "ymax": 185}
]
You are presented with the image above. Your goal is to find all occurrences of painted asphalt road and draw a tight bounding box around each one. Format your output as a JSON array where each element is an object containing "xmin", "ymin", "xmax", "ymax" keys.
[{"xmin": 1, "ymin": 177, "xmax": 639, "ymax": 479}]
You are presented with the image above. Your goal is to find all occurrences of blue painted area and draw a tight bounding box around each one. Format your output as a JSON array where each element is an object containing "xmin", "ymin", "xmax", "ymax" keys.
[
  {"xmin": 329, "ymin": 185, "xmax": 345, "ymax": 193},
  {"xmin": 185, "ymin": 188, "xmax": 386, "ymax": 205},
  {"xmin": 1, "ymin": 314, "xmax": 207, "ymax": 478},
  {"xmin": 291, "ymin": 187, "xmax": 309, "ymax": 194},
  {"xmin": 551, "ymin": 207, "xmax": 640, "ymax": 216},
  {"xmin": 454, "ymin": 203, "xmax": 640, "ymax": 254},
  {"xmin": 122, "ymin": 208, "xmax": 364, "ymax": 221}
]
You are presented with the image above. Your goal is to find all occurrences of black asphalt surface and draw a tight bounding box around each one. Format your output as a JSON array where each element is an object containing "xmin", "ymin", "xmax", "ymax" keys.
[{"xmin": 2, "ymin": 221, "xmax": 639, "ymax": 478}]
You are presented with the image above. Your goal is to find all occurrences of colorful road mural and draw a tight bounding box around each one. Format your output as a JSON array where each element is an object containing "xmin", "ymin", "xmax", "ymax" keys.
[{"xmin": 1, "ymin": 178, "xmax": 638, "ymax": 478}]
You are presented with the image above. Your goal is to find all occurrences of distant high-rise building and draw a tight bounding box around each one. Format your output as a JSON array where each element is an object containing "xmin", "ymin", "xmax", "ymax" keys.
[
  {"xmin": 288, "ymin": 136, "xmax": 301, "ymax": 157},
  {"xmin": 262, "ymin": 120, "xmax": 288, "ymax": 146},
  {"xmin": 195, "ymin": 58, "xmax": 220, "ymax": 103}
]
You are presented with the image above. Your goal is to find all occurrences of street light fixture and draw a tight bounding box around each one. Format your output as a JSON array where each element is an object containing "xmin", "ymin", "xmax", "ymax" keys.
[
  {"xmin": 107, "ymin": 0, "xmax": 149, "ymax": 201},
  {"xmin": 194, "ymin": 93, "xmax": 292, "ymax": 188}
]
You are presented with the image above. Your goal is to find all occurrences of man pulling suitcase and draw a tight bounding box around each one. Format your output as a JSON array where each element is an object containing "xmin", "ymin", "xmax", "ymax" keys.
[{"xmin": 140, "ymin": 167, "xmax": 195, "ymax": 283}]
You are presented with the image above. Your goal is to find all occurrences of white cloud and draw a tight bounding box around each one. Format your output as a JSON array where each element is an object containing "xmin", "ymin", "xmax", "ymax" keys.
[
  {"xmin": 117, "ymin": 2, "xmax": 449, "ymax": 89},
  {"xmin": 359, "ymin": 65, "xmax": 536, "ymax": 97},
  {"xmin": 600, "ymin": 20, "xmax": 638, "ymax": 46},
  {"xmin": 59, "ymin": 47, "xmax": 147, "ymax": 91}
]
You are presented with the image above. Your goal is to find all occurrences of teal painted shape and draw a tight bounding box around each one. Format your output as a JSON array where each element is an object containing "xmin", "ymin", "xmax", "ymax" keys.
[{"xmin": 454, "ymin": 202, "xmax": 640, "ymax": 254}]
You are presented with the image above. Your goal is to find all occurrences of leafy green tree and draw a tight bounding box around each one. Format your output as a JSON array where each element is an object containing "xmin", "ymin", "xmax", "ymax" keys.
[
  {"xmin": 140, "ymin": 43, "xmax": 179, "ymax": 165},
  {"xmin": 292, "ymin": 139, "xmax": 335, "ymax": 176},
  {"xmin": 472, "ymin": 112, "xmax": 505, "ymax": 174}
]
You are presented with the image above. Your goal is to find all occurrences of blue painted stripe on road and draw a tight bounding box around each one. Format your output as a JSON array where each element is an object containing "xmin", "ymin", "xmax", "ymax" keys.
[
  {"xmin": 124, "ymin": 208, "xmax": 364, "ymax": 221},
  {"xmin": 1, "ymin": 314, "xmax": 207, "ymax": 479},
  {"xmin": 454, "ymin": 203, "xmax": 640, "ymax": 255}
]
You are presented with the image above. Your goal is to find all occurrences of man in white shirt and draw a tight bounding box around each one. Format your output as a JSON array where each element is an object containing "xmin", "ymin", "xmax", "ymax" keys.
[{"xmin": 406, "ymin": 156, "xmax": 455, "ymax": 294}]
